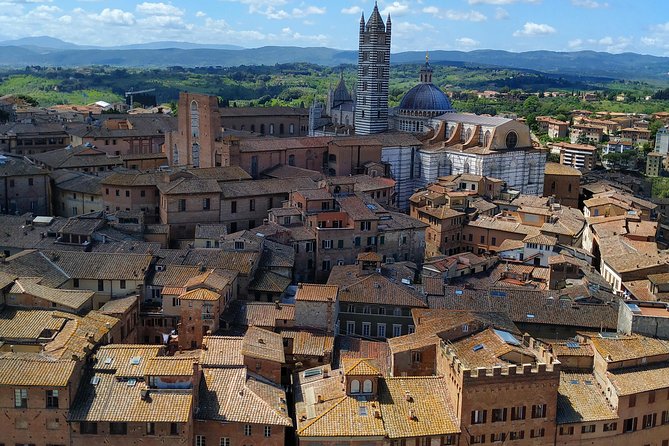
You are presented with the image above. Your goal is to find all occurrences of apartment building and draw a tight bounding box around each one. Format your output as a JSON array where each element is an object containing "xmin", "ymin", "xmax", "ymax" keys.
[
  {"xmin": 327, "ymin": 257, "xmax": 428, "ymax": 339},
  {"xmin": 67, "ymin": 114, "xmax": 177, "ymax": 157},
  {"xmin": 0, "ymin": 155, "xmax": 51, "ymax": 215},
  {"xmin": 554, "ymin": 142, "xmax": 597, "ymax": 171}
]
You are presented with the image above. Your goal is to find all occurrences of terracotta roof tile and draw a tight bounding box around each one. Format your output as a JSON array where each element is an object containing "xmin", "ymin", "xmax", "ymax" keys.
[
  {"xmin": 198, "ymin": 368, "xmax": 291, "ymax": 426},
  {"xmin": 242, "ymin": 326, "xmax": 285, "ymax": 363},
  {"xmin": 557, "ymin": 372, "xmax": 616, "ymax": 423}
]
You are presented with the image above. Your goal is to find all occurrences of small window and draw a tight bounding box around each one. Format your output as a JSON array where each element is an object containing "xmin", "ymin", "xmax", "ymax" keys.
[
  {"xmin": 14, "ymin": 388, "xmax": 27, "ymax": 408},
  {"xmin": 119, "ymin": 280, "xmax": 126, "ymax": 289},
  {"xmin": 350, "ymin": 379, "xmax": 360, "ymax": 394},
  {"xmin": 146, "ymin": 422, "xmax": 155, "ymax": 435},
  {"xmin": 581, "ymin": 424, "xmax": 596, "ymax": 434},
  {"xmin": 46, "ymin": 389, "xmax": 59, "ymax": 408},
  {"xmin": 80, "ymin": 421, "xmax": 98, "ymax": 435},
  {"xmin": 196, "ymin": 435, "xmax": 206, "ymax": 446},
  {"xmin": 264, "ymin": 426, "xmax": 271, "ymax": 437},
  {"xmin": 220, "ymin": 438, "xmax": 230, "ymax": 446},
  {"xmin": 110, "ymin": 422, "xmax": 127, "ymax": 435},
  {"xmin": 244, "ymin": 424, "xmax": 252, "ymax": 436}
]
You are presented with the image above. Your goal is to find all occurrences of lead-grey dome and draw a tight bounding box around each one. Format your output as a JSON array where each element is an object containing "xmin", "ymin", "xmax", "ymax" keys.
[{"xmin": 398, "ymin": 83, "xmax": 453, "ymax": 112}]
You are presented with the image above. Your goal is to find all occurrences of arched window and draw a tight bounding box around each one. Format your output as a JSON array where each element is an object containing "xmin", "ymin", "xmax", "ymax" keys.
[
  {"xmin": 363, "ymin": 379, "xmax": 373, "ymax": 393},
  {"xmin": 328, "ymin": 154, "xmax": 337, "ymax": 162},
  {"xmin": 190, "ymin": 101, "xmax": 199, "ymax": 138},
  {"xmin": 484, "ymin": 130, "xmax": 491, "ymax": 147},
  {"xmin": 260, "ymin": 124, "xmax": 265, "ymax": 134},
  {"xmin": 269, "ymin": 124, "xmax": 275, "ymax": 135},
  {"xmin": 350, "ymin": 379, "xmax": 360, "ymax": 394},
  {"xmin": 506, "ymin": 131, "xmax": 518, "ymax": 149},
  {"xmin": 279, "ymin": 123, "xmax": 285, "ymax": 135},
  {"xmin": 250, "ymin": 124, "xmax": 255, "ymax": 133},
  {"xmin": 463, "ymin": 162, "xmax": 470, "ymax": 174},
  {"xmin": 288, "ymin": 154, "xmax": 295, "ymax": 166},
  {"xmin": 465, "ymin": 128, "xmax": 472, "ymax": 142},
  {"xmin": 551, "ymin": 181, "xmax": 556, "ymax": 192},
  {"xmin": 289, "ymin": 123, "xmax": 295, "ymax": 135}
]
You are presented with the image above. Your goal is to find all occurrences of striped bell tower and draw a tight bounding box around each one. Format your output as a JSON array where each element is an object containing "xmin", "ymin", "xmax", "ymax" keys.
[{"xmin": 354, "ymin": 2, "xmax": 391, "ymax": 135}]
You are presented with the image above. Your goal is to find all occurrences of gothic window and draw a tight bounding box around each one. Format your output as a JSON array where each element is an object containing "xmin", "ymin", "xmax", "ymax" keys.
[
  {"xmin": 362, "ymin": 81, "xmax": 368, "ymax": 91},
  {"xmin": 465, "ymin": 128, "xmax": 472, "ymax": 142},
  {"xmin": 190, "ymin": 101, "xmax": 199, "ymax": 138},
  {"xmin": 377, "ymin": 67, "xmax": 383, "ymax": 77},
  {"xmin": 463, "ymin": 162, "xmax": 470, "ymax": 174},
  {"xmin": 351, "ymin": 380, "xmax": 360, "ymax": 393},
  {"xmin": 484, "ymin": 130, "xmax": 491, "ymax": 147},
  {"xmin": 192, "ymin": 143, "xmax": 200, "ymax": 168},
  {"xmin": 363, "ymin": 66, "xmax": 369, "ymax": 76}
]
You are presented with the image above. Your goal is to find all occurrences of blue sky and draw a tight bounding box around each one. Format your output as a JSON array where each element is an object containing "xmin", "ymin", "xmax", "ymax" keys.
[{"xmin": 2, "ymin": 0, "xmax": 669, "ymax": 55}]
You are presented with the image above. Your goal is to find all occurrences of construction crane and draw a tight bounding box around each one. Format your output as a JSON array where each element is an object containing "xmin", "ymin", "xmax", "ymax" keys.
[{"xmin": 124, "ymin": 88, "xmax": 156, "ymax": 110}]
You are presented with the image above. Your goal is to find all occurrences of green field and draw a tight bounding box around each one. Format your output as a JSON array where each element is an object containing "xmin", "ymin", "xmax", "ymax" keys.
[{"xmin": 1, "ymin": 63, "xmax": 668, "ymax": 118}]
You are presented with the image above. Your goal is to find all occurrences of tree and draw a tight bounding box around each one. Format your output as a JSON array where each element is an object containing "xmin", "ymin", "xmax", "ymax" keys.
[{"xmin": 546, "ymin": 152, "xmax": 560, "ymax": 163}]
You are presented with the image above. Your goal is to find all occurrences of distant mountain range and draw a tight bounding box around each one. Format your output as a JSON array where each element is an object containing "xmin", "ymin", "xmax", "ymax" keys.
[{"xmin": 1, "ymin": 36, "xmax": 668, "ymax": 81}]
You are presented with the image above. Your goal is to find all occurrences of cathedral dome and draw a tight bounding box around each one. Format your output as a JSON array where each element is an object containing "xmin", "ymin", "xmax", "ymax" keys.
[{"xmin": 398, "ymin": 83, "xmax": 453, "ymax": 112}]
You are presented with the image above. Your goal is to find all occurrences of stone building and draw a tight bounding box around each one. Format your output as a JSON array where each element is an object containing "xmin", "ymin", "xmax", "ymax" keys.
[
  {"xmin": 390, "ymin": 56, "xmax": 454, "ymax": 133},
  {"xmin": 355, "ymin": 4, "xmax": 391, "ymax": 135},
  {"xmin": 0, "ymin": 155, "xmax": 51, "ymax": 215},
  {"xmin": 543, "ymin": 162, "xmax": 581, "ymax": 208}
]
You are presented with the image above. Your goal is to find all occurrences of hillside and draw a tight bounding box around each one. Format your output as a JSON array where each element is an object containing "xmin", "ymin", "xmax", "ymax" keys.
[{"xmin": 0, "ymin": 37, "xmax": 668, "ymax": 82}]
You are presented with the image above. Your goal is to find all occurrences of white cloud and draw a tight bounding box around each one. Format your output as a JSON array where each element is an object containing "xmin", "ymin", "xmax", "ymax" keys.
[
  {"xmin": 423, "ymin": 7, "xmax": 487, "ymax": 21},
  {"xmin": 456, "ymin": 37, "xmax": 479, "ymax": 47},
  {"xmin": 568, "ymin": 36, "xmax": 632, "ymax": 53},
  {"xmin": 513, "ymin": 22, "xmax": 556, "ymax": 37},
  {"xmin": 135, "ymin": 2, "xmax": 184, "ymax": 16},
  {"xmin": 494, "ymin": 7, "xmax": 509, "ymax": 19},
  {"xmin": 381, "ymin": 2, "xmax": 410, "ymax": 16},
  {"xmin": 341, "ymin": 5, "xmax": 362, "ymax": 15},
  {"xmin": 195, "ymin": 11, "xmax": 206, "ymax": 18},
  {"xmin": 469, "ymin": 0, "xmax": 539, "ymax": 4},
  {"xmin": 571, "ymin": 0, "xmax": 608, "ymax": 8},
  {"xmin": 90, "ymin": 8, "xmax": 135, "ymax": 26},
  {"xmin": 290, "ymin": 6, "xmax": 326, "ymax": 18},
  {"xmin": 442, "ymin": 9, "xmax": 487, "ymax": 21}
]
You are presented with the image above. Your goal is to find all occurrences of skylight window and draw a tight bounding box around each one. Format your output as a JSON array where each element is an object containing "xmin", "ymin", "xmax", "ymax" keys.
[
  {"xmin": 473, "ymin": 344, "xmax": 484, "ymax": 352},
  {"xmin": 130, "ymin": 356, "xmax": 141, "ymax": 365},
  {"xmin": 526, "ymin": 314, "xmax": 535, "ymax": 319}
]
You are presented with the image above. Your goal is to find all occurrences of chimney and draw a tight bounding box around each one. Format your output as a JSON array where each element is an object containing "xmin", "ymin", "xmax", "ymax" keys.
[
  {"xmin": 317, "ymin": 394, "xmax": 323, "ymax": 403},
  {"xmin": 405, "ymin": 391, "xmax": 413, "ymax": 402},
  {"xmin": 258, "ymin": 338, "xmax": 265, "ymax": 344},
  {"xmin": 374, "ymin": 410, "xmax": 382, "ymax": 419},
  {"xmin": 141, "ymin": 389, "xmax": 150, "ymax": 401},
  {"xmin": 408, "ymin": 409, "xmax": 417, "ymax": 421},
  {"xmin": 275, "ymin": 301, "xmax": 281, "ymax": 310}
]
